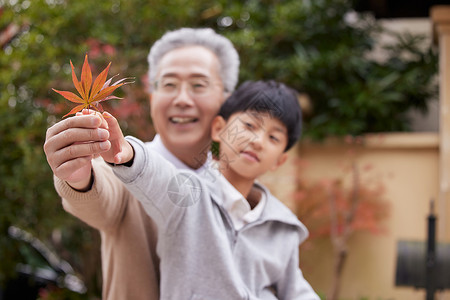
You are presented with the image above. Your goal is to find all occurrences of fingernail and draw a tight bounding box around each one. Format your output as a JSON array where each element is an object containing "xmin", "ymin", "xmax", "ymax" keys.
[
  {"xmin": 98, "ymin": 129, "xmax": 109, "ymax": 139},
  {"xmin": 92, "ymin": 116, "xmax": 102, "ymax": 126},
  {"xmin": 99, "ymin": 141, "xmax": 110, "ymax": 150}
]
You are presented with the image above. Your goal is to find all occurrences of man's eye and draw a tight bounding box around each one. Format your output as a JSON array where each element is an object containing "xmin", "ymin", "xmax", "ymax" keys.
[
  {"xmin": 192, "ymin": 82, "xmax": 208, "ymax": 90},
  {"xmin": 164, "ymin": 82, "xmax": 176, "ymax": 88}
]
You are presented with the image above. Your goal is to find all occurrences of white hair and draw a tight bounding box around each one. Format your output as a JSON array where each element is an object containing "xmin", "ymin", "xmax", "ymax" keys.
[{"xmin": 147, "ymin": 28, "xmax": 240, "ymax": 93}]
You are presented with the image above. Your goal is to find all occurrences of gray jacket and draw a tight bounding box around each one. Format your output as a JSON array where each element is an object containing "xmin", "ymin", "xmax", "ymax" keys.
[{"xmin": 112, "ymin": 136, "xmax": 320, "ymax": 300}]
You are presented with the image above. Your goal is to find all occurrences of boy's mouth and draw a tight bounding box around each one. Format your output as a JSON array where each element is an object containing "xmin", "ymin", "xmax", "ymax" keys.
[
  {"xmin": 169, "ymin": 117, "xmax": 199, "ymax": 124},
  {"xmin": 241, "ymin": 150, "xmax": 260, "ymax": 162}
]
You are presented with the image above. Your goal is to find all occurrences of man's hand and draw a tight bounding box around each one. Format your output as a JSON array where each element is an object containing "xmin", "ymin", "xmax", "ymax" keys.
[
  {"xmin": 101, "ymin": 111, "xmax": 134, "ymax": 165},
  {"xmin": 43, "ymin": 111, "xmax": 111, "ymax": 191}
]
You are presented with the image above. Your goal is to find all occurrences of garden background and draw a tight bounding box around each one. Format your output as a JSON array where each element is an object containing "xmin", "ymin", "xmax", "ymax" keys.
[{"xmin": 0, "ymin": 0, "xmax": 442, "ymax": 299}]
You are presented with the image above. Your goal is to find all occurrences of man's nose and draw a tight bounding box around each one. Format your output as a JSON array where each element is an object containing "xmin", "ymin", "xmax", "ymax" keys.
[{"xmin": 173, "ymin": 82, "xmax": 194, "ymax": 107}]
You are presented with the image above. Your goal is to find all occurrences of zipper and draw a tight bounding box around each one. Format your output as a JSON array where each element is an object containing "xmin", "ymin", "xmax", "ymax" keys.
[{"xmin": 213, "ymin": 202, "xmax": 239, "ymax": 249}]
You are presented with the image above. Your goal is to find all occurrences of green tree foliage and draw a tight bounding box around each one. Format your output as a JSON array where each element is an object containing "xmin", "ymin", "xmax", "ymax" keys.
[
  {"xmin": 0, "ymin": 0, "xmax": 437, "ymax": 298},
  {"xmin": 219, "ymin": 0, "xmax": 438, "ymax": 139}
]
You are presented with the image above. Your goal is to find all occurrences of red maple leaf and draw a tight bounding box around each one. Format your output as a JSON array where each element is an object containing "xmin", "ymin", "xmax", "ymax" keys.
[{"xmin": 52, "ymin": 54, "xmax": 133, "ymax": 118}]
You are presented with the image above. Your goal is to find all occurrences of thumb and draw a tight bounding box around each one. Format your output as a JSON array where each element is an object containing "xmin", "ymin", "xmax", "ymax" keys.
[
  {"xmin": 103, "ymin": 112, "xmax": 122, "ymax": 139},
  {"xmin": 102, "ymin": 112, "xmax": 133, "ymax": 164}
]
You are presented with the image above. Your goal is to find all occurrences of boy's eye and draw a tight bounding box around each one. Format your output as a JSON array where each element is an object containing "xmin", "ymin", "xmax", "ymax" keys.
[
  {"xmin": 270, "ymin": 135, "xmax": 280, "ymax": 142},
  {"xmin": 244, "ymin": 122, "xmax": 254, "ymax": 129}
]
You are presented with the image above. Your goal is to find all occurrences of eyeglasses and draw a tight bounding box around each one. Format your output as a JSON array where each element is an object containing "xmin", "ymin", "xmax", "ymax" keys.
[{"xmin": 154, "ymin": 77, "xmax": 220, "ymax": 97}]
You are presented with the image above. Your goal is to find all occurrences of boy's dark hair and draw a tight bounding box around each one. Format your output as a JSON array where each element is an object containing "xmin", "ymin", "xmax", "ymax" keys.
[{"xmin": 218, "ymin": 80, "xmax": 302, "ymax": 151}]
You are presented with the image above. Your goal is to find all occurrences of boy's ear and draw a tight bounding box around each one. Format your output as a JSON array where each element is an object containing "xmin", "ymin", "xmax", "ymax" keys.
[
  {"xmin": 211, "ymin": 116, "xmax": 226, "ymax": 142},
  {"xmin": 270, "ymin": 152, "xmax": 288, "ymax": 171}
]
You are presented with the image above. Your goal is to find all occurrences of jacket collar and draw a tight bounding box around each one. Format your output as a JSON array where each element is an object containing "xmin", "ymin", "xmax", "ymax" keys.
[
  {"xmin": 205, "ymin": 172, "xmax": 309, "ymax": 243},
  {"xmin": 148, "ymin": 134, "xmax": 212, "ymax": 175}
]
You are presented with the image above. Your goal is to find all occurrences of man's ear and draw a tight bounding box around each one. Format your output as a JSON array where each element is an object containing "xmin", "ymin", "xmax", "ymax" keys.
[
  {"xmin": 148, "ymin": 94, "xmax": 154, "ymax": 117},
  {"xmin": 270, "ymin": 152, "xmax": 288, "ymax": 171},
  {"xmin": 223, "ymin": 91, "xmax": 231, "ymax": 100},
  {"xmin": 211, "ymin": 116, "xmax": 226, "ymax": 143}
]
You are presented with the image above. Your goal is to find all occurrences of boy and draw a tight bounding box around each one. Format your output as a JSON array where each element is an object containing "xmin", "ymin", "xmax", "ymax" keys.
[{"xmin": 102, "ymin": 80, "xmax": 319, "ymax": 299}]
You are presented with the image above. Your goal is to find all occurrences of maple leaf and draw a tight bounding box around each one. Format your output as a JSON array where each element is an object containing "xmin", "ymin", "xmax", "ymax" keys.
[{"xmin": 52, "ymin": 54, "xmax": 133, "ymax": 118}]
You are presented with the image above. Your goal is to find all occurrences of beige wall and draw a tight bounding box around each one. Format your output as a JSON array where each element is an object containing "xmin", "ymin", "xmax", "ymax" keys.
[{"xmin": 260, "ymin": 133, "xmax": 450, "ymax": 299}]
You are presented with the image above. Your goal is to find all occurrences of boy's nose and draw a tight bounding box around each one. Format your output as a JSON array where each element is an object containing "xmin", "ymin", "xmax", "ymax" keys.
[{"xmin": 249, "ymin": 132, "xmax": 263, "ymax": 150}]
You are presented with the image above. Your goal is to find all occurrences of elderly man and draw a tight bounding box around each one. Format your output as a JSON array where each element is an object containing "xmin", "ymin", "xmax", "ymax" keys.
[{"xmin": 43, "ymin": 28, "xmax": 239, "ymax": 300}]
